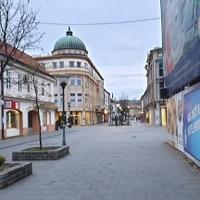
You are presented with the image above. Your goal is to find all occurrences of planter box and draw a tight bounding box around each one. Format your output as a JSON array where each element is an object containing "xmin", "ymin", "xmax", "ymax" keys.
[
  {"xmin": 12, "ymin": 146, "xmax": 70, "ymax": 161},
  {"xmin": 0, "ymin": 162, "xmax": 32, "ymax": 189}
]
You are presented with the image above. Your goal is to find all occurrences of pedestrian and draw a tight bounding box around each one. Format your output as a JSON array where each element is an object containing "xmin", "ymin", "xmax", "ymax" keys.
[{"xmin": 114, "ymin": 114, "xmax": 118, "ymax": 126}]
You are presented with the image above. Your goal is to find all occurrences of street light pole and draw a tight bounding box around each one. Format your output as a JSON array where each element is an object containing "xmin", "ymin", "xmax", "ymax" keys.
[
  {"xmin": 127, "ymin": 106, "xmax": 130, "ymax": 125},
  {"xmin": 60, "ymin": 81, "xmax": 67, "ymax": 146}
]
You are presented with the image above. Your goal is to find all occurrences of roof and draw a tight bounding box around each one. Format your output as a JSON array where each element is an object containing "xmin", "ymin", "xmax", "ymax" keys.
[
  {"xmin": 0, "ymin": 43, "xmax": 54, "ymax": 78},
  {"xmin": 53, "ymin": 28, "xmax": 87, "ymax": 53}
]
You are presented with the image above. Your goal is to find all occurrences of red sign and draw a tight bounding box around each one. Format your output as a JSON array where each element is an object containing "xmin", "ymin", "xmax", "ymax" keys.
[{"xmin": 5, "ymin": 100, "xmax": 19, "ymax": 109}]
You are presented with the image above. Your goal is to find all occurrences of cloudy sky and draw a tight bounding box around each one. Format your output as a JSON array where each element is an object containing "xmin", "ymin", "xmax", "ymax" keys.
[{"xmin": 29, "ymin": 0, "xmax": 162, "ymax": 100}]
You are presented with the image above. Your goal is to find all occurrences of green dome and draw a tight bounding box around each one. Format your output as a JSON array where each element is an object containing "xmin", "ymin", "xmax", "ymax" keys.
[{"xmin": 53, "ymin": 28, "xmax": 87, "ymax": 52}]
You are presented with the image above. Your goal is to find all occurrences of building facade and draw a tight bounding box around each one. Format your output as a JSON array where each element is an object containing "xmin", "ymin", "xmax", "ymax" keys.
[
  {"xmin": 0, "ymin": 48, "xmax": 56, "ymax": 139},
  {"xmin": 141, "ymin": 47, "xmax": 166, "ymax": 126},
  {"xmin": 36, "ymin": 28, "xmax": 105, "ymax": 126},
  {"xmin": 103, "ymin": 89, "xmax": 110, "ymax": 123}
]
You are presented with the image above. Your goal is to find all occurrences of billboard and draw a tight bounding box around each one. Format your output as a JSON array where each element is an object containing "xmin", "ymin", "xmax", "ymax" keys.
[
  {"xmin": 160, "ymin": 0, "xmax": 200, "ymax": 95},
  {"xmin": 183, "ymin": 88, "xmax": 200, "ymax": 161},
  {"xmin": 166, "ymin": 92, "xmax": 184, "ymax": 151}
]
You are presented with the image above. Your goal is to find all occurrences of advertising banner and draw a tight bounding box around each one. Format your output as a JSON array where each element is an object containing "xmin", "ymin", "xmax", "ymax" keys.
[
  {"xmin": 160, "ymin": 0, "xmax": 200, "ymax": 95},
  {"xmin": 166, "ymin": 97, "xmax": 177, "ymax": 147},
  {"xmin": 166, "ymin": 92, "xmax": 184, "ymax": 151},
  {"xmin": 183, "ymin": 88, "xmax": 200, "ymax": 161}
]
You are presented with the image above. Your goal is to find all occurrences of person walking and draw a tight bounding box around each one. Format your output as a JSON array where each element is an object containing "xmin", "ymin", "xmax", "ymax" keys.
[{"xmin": 114, "ymin": 114, "xmax": 118, "ymax": 126}]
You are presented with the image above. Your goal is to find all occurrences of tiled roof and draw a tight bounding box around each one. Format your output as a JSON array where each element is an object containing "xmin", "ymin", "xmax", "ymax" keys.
[{"xmin": 0, "ymin": 43, "xmax": 52, "ymax": 77}]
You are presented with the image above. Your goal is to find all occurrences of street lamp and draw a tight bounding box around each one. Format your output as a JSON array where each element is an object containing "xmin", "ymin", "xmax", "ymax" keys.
[
  {"xmin": 60, "ymin": 81, "xmax": 67, "ymax": 146},
  {"xmin": 109, "ymin": 104, "xmax": 113, "ymax": 125},
  {"xmin": 127, "ymin": 106, "xmax": 130, "ymax": 125}
]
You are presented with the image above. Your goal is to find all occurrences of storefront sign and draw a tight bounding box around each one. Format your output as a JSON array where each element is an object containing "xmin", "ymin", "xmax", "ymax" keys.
[{"xmin": 5, "ymin": 100, "xmax": 19, "ymax": 109}]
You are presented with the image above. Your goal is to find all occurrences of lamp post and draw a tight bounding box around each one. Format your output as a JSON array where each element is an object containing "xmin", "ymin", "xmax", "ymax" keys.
[
  {"xmin": 109, "ymin": 104, "xmax": 113, "ymax": 125},
  {"xmin": 127, "ymin": 106, "xmax": 130, "ymax": 125},
  {"xmin": 60, "ymin": 81, "xmax": 67, "ymax": 146}
]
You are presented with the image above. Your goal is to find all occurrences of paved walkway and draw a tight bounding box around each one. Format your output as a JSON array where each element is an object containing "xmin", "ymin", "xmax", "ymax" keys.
[{"xmin": 1, "ymin": 123, "xmax": 200, "ymax": 200}]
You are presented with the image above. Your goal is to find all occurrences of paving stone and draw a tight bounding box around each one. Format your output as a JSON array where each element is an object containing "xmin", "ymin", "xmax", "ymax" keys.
[{"xmin": 1, "ymin": 124, "xmax": 200, "ymax": 200}]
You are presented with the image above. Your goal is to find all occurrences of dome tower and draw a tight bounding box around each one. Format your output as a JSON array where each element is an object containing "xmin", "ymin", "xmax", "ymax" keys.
[{"xmin": 52, "ymin": 27, "xmax": 87, "ymax": 55}]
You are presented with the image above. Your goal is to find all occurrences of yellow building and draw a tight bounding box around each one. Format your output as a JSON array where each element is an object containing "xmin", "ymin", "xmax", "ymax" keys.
[{"xmin": 36, "ymin": 28, "xmax": 104, "ymax": 126}]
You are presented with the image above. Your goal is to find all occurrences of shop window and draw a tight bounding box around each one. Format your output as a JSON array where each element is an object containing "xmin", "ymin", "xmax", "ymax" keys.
[{"xmin": 6, "ymin": 110, "xmax": 19, "ymax": 128}]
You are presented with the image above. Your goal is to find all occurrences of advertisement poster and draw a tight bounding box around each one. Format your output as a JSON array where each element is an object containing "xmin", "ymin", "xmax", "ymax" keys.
[
  {"xmin": 183, "ymin": 88, "xmax": 200, "ymax": 161},
  {"xmin": 166, "ymin": 97, "xmax": 177, "ymax": 147},
  {"xmin": 176, "ymin": 92, "xmax": 184, "ymax": 152},
  {"xmin": 160, "ymin": 0, "xmax": 200, "ymax": 95}
]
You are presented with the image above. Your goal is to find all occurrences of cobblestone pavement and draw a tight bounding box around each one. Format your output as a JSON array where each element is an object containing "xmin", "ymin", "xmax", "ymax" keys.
[{"xmin": 1, "ymin": 123, "xmax": 200, "ymax": 200}]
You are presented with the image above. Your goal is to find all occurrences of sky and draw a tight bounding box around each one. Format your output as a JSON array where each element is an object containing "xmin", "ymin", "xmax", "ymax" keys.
[{"xmin": 28, "ymin": 0, "xmax": 162, "ymax": 100}]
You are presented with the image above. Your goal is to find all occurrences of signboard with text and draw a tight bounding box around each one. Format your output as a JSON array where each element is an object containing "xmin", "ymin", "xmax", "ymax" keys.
[{"xmin": 183, "ymin": 88, "xmax": 200, "ymax": 161}]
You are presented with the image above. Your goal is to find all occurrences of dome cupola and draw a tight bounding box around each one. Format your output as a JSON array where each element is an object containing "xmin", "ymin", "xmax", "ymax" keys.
[{"xmin": 52, "ymin": 27, "xmax": 87, "ymax": 54}]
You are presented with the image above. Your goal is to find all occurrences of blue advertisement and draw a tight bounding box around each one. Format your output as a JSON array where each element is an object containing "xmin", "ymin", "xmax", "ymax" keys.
[
  {"xmin": 160, "ymin": 0, "xmax": 200, "ymax": 96},
  {"xmin": 183, "ymin": 88, "xmax": 200, "ymax": 161}
]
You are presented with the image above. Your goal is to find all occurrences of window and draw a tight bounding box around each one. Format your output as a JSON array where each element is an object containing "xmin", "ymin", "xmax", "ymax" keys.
[
  {"xmin": 69, "ymin": 61, "xmax": 74, "ymax": 67},
  {"xmin": 159, "ymin": 63, "xmax": 163, "ymax": 76},
  {"xmin": 60, "ymin": 61, "xmax": 64, "ymax": 68},
  {"xmin": 70, "ymin": 99, "xmax": 75, "ymax": 102},
  {"xmin": 77, "ymin": 79, "xmax": 81, "ymax": 86},
  {"xmin": 6, "ymin": 71, "xmax": 11, "ymax": 89},
  {"xmin": 43, "ymin": 112, "xmax": 46, "ymax": 126},
  {"xmin": 27, "ymin": 83, "xmax": 30, "ymax": 93},
  {"xmin": 41, "ymin": 87, "xmax": 45, "ymax": 95},
  {"xmin": 159, "ymin": 81, "xmax": 164, "ymax": 89},
  {"xmin": 77, "ymin": 61, "xmax": 81, "ymax": 68},
  {"xmin": 53, "ymin": 62, "xmax": 57, "ymax": 68},
  {"xmin": 70, "ymin": 79, "xmax": 75, "ymax": 85},
  {"xmin": 78, "ymin": 99, "xmax": 82, "ymax": 102},
  {"xmin": 160, "ymin": 88, "xmax": 166, "ymax": 99},
  {"xmin": 78, "ymin": 93, "xmax": 82, "ymax": 96},
  {"xmin": 18, "ymin": 74, "xmax": 22, "ymax": 91},
  {"xmin": 70, "ymin": 93, "xmax": 75, "ymax": 96},
  {"xmin": 42, "ymin": 63, "xmax": 46, "ymax": 68}
]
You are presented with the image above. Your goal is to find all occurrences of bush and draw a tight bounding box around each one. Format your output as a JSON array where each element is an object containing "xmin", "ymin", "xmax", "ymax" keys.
[{"xmin": 0, "ymin": 155, "xmax": 6, "ymax": 165}]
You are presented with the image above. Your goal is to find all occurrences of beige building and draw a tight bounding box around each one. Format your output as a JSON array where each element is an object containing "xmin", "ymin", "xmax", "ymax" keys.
[
  {"xmin": 141, "ymin": 47, "xmax": 166, "ymax": 126},
  {"xmin": 36, "ymin": 28, "xmax": 105, "ymax": 126}
]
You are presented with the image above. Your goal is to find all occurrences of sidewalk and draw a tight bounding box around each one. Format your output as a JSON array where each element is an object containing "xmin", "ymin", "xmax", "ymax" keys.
[
  {"xmin": 0, "ymin": 128, "xmax": 76, "ymax": 150},
  {"xmin": 1, "ymin": 124, "xmax": 200, "ymax": 200}
]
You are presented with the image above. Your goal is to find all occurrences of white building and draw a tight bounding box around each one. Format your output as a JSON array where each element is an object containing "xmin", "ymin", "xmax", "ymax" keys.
[
  {"xmin": 0, "ymin": 47, "xmax": 56, "ymax": 139},
  {"xmin": 36, "ymin": 28, "xmax": 105, "ymax": 126}
]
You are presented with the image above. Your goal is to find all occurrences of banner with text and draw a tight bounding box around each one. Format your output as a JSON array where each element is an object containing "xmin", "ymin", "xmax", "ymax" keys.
[{"xmin": 183, "ymin": 88, "xmax": 200, "ymax": 161}]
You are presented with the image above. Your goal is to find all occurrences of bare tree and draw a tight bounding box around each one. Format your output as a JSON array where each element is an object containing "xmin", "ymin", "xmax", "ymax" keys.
[
  {"xmin": 32, "ymin": 74, "xmax": 42, "ymax": 149},
  {"xmin": 118, "ymin": 94, "xmax": 129, "ymax": 123},
  {"xmin": 0, "ymin": 0, "xmax": 42, "ymax": 139}
]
